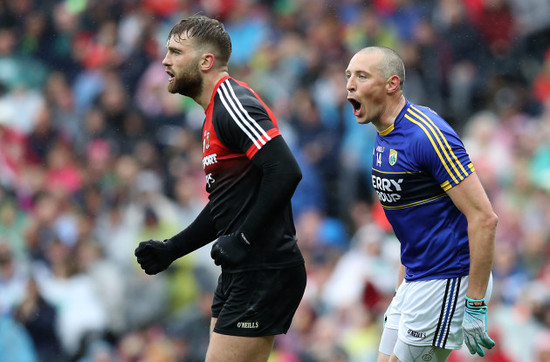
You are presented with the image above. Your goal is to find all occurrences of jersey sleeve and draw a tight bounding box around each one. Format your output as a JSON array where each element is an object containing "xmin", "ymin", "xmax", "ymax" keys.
[
  {"xmin": 214, "ymin": 80, "xmax": 281, "ymax": 159},
  {"xmin": 412, "ymin": 108, "xmax": 475, "ymax": 192}
]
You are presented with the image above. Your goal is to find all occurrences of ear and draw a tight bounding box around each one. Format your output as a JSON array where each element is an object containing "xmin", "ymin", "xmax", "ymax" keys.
[
  {"xmin": 200, "ymin": 53, "xmax": 215, "ymax": 71},
  {"xmin": 386, "ymin": 75, "xmax": 401, "ymax": 94}
]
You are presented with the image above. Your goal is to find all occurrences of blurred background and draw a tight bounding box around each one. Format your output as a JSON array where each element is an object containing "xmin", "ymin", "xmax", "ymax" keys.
[{"xmin": 0, "ymin": 0, "xmax": 549, "ymax": 361}]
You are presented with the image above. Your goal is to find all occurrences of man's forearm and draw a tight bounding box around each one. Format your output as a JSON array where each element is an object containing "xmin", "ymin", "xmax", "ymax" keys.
[
  {"xmin": 169, "ymin": 202, "xmax": 218, "ymax": 257},
  {"xmin": 466, "ymin": 218, "xmax": 496, "ymax": 300}
]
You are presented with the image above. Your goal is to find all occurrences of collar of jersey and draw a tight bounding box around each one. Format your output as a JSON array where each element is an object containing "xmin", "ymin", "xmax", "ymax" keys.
[
  {"xmin": 206, "ymin": 75, "xmax": 232, "ymax": 114},
  {"xmin": 379, "ymin": 99, "xmax": 410, "ymax": 136}
]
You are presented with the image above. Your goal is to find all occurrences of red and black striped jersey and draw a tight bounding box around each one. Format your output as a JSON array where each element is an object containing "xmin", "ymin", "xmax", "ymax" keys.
[{"xmin": 202, "ymin": 76, "xmax": 303, "ymax": 271}]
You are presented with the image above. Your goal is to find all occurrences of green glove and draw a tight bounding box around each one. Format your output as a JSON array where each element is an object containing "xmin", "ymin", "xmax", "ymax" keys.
[{"xmin": 463, "ymin": 297, "xmax": 495, "ymax": 356}]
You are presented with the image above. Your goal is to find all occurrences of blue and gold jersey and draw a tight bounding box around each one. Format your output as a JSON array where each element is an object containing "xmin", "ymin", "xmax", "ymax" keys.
[{"xmin": 372, "ymin": 101, "xmax": 474, "ymax": 281}]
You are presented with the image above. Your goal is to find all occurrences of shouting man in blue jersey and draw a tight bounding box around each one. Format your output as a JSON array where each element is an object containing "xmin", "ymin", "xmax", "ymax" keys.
[{"xmin": 345, "ymin": 46, "xmax": 497, "ymax": 361}]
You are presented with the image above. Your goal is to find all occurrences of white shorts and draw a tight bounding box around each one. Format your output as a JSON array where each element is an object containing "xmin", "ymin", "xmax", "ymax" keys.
[{"xmin": 385, "ymin": 275, "xmax": 492, "ymax": 350}]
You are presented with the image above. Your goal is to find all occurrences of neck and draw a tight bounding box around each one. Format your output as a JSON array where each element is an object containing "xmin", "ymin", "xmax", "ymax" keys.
[
  {"xmin": 195, "ymin": 69, "xmax": 229, "ymax": 110},
  {"xmin": 374, "ymin": 95, "xmax": 406, "ymax": 133}
]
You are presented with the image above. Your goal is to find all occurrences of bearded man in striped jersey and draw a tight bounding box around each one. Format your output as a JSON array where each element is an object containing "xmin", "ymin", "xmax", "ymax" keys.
[{"xmin": 135, "ymin": 15, "xmax": 306, "ymax": 362}]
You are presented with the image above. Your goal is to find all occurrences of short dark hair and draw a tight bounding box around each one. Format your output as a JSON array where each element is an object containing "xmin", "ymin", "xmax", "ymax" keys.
[{"xmin": 168, "ymin": 15, "xmax": 232, "ymax": 66}]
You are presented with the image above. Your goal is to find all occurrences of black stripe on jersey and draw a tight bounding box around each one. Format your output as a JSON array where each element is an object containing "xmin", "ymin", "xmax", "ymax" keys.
[
  {"xmin": 218, "ymin": 80, "xmax": 271, "ymax": 150},
  {"xmin": 433, "ymin": 277, "xmax": 461, "ymax": 348}
]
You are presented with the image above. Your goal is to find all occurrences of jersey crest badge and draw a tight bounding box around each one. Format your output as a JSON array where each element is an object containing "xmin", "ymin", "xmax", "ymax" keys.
[
  {"xmin": 203, "ymin": 131, "xmax": 210, "ymax": 151},
  {"xmin": 389, "ymin": 149, "xmax": 398, "ymax": 166}
]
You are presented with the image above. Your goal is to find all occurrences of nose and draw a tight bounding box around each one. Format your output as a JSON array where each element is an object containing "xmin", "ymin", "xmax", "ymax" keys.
[
  {"xmin": 346, "ymin": 76, "xmax": 355, "ymax": 92},
  {"xmin": 162, "ymin": 52, "xmax": 170, "ymax": 67}
]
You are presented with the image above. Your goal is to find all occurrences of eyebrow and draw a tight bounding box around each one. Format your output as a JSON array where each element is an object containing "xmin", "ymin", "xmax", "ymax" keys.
[
  {"xmin": 165, "ymin": 40, "xmax": 187, "ymax": 52},
  {"xmin": 346, "ymin": 69, "xmax": 367, "ymax": 74}
]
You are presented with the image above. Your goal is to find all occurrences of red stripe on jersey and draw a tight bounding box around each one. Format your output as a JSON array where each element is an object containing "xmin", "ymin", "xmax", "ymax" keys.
[{"xmin": 245, "ymin": 129, "xmax": 281, "ymax": 159}]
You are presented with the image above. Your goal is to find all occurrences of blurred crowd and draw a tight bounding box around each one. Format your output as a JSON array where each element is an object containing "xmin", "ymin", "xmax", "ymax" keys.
[{"xmin": 1, "ymin": 0, "xmax": 550, "ymax": 361}]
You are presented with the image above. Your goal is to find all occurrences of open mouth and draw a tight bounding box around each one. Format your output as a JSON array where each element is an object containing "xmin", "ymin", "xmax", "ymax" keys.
[
  {"xmin": 166, "ymin": 70, "xmax": 175, "ymax": 83},
  {"xmin": 347, "ymin": 97, "xmax": 362, "ymax": 116}
]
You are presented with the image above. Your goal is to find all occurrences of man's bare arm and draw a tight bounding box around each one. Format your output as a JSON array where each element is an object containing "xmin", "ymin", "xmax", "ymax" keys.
[{"xmin": 446, "ymin": 172, "xmax": 497, "ymax": 299}]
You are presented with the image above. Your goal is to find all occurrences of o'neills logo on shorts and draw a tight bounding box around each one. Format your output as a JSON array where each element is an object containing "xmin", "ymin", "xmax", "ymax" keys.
[
  {"xmin": 407, "ymin": 329, "xmax": 426, "ymax": 339},
  {"xmin": 237, "ymin": 321, "xmax": 259, "ymax": 329}
]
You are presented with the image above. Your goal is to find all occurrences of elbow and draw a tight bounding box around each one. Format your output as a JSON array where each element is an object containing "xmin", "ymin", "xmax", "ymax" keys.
[
  {"xmin": 492, "ymin": 211, "xmax": 498, "ymax": 228},
  {"xmin": 292, "ymin": 162, "xmax": 303, "ymax": 188},
  {"xmin": 294, "ymin": 165, "xmax": 303, "ymax": 185},
  {"xmin": 483, "ymin": 210, "xmax": 498, "ymax": 232}
]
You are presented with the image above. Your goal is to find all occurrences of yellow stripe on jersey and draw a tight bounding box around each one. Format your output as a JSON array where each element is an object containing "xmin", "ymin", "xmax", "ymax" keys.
[
  {"xmin": 440, "ymin": 180, "xmax": 451, "ymax": 191},
  {"xmin": 381, "ymin": 193, "xmax": 448, "ymax": 210},
  {"xmin": 404, "ymin": 113, "xmax": 459, "ymax": 185},
  {"xmin": 372, "ymin": 168, "xmax": 418, "ymax": 175},
  {"xmin": 407, "ymin": 108, "xmax": 464, "ymax": 181},
  {"xmin": 409, "ymin": 105, "xmax": 469, "ymax": 180},
  {"xmin": 440, "ymin": 164, "xmax": 475, "ymax": 191}
]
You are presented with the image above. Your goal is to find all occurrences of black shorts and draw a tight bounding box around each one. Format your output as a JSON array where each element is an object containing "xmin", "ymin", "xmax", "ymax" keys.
[{"xmin": 211, "ymin": 263, "xmax": 306, "ymax": 337}]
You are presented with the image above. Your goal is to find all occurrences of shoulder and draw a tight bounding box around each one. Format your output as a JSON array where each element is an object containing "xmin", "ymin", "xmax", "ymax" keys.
[
  {"xmin": 403, "ymin": 104, "xmax": 449, "ymax": 130},
  {"xmin": 213, "ymin": 77, "xmax": 277, "ymax": 130},
  {"xmin": 216, "ymin": 77, "xmax": 264, "ymax": 110},
  {"xmin": 402, "ymin": 103, "xmax": 460, "ymax": 144}
]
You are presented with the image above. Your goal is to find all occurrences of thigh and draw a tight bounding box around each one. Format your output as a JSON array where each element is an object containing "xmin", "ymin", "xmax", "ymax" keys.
[
  {"xmin": 378, "ymin": 327, "xmax": 398, "ymax": 360},
  {"xmin": 393, "ymin": 339, "xmax": 451, "ymax": 362},
  {"xmin": 397, "ymin": 277, "xmax": 468, "ymax": 350},
  {"xmin": 206, "ymin": 317, "xmax": 275, "ymax": 362},
  {"xmin": 212, "ymin": 263, "xmax": 306, "ymax": 337}
]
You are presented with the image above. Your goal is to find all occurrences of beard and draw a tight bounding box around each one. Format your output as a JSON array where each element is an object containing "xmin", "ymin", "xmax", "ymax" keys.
[{"xmin": 168, "ymin": 63, "xmax": 203, "ymax": 99}]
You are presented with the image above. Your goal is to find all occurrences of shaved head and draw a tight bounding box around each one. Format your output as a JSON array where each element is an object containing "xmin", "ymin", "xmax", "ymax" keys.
[
  {"xmin": 345, "ymin": 46, "xmax": 407, "ymax": 129},
  {"xmin": 358, "ymin": 47, "xmax": 405, "ymax": 90}
]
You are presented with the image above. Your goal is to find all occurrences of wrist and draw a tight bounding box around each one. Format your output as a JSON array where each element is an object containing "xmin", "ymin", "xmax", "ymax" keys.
[
  {"xmin": 163, "ymin": 238, "xmax": 185, "ymax": 258},
  {"xmin": 465, "ymin": 296, "xmax": 487, "ymax": 309}
]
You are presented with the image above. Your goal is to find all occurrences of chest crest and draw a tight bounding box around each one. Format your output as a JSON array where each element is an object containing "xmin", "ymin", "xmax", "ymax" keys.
[{"xmin": 389, "ymin": 149, "xmax": 398, "ymax": 166}]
